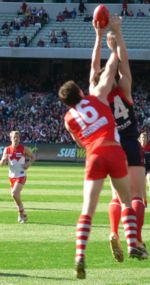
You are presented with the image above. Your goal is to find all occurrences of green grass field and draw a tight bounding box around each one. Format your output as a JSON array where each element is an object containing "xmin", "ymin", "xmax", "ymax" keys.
[{"xmin": 0, "ymin": 162, "xmax": 150, "ymax": 285}]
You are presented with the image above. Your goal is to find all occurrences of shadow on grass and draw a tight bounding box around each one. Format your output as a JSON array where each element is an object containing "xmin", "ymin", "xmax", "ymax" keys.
[
  {"xmin": 0, "ymin": 207, "xmax": 73, "ymax": 212},
  {"xmin": 0, "ymin": 272, "xmax": 74, "ymax": 281},
  {"xmin": 26, "ymin": 208, "xmax": 73, "ymax": 212}
]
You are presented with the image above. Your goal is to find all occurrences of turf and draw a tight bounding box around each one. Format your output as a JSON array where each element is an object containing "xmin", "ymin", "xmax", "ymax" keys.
[{"xmin": 0, "ymin": 162, "xmax": 150, "ymax": 285}]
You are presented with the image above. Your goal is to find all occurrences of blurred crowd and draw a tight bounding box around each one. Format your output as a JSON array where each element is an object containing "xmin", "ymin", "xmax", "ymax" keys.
[{"xmin": 0, "ymin": 69, "xmax": 149, "ymax": 144}]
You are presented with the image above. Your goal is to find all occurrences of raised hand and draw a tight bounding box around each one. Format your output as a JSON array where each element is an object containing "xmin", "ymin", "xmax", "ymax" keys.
[
  {"xmin": 109, "ymin": 14, "xmax": 122, "ymax": 34},
  {"xmin": 92, "ymin": 19, "xmax": 105, "ymax": 38}
]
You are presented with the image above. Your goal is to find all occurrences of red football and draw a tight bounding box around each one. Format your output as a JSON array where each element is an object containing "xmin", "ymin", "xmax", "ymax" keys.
[{"xmin": 93, "ymin": 5, "xmax": 109, "ymax": 28}]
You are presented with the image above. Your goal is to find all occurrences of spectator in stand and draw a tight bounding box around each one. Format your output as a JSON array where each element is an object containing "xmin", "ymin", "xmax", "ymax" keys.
[
  {"xmin": 49, "ymin": 29, "xmax": 57, "ymax": 44},
  {"xmin": 1, "ymin": 28, "xmax": 10, "ymax": 36},
  {"xmin": 37, "ymin": 38, "xmax": 45, "ymax": 47},
  {"xmin": 50, "ymin": 34, "xmax": 58, "ymax": 44},
  {"xmin": 128, "ymin": 10, "xmax": 134, "ymax": 17},
  {"xmin": 63, "ymin": 7, "xmax": 71, "ymax": 19},
  {"xmin": 61, "ymin": 28, "xmax": 68, "ymax": 38},
  {"xmin": 21, "ymin": 34, "xmax": 28, "ymax": 47},
  {"xmin": 121, "ymin": 0, "xmax": 129, "ymax": 16},
  {"xmin": 61, "ymin": 34, "xmax": 69, "ymax": 47},
  {"xmin": 21, "ymin": 0, "xmax": 28, "ymax": 14},
  {"xmin": 1, "ymin": 22, "xmax": 10, "ymax": 35},
  {"xmin": 56, "ymin": 12, "xmax": 65, "ymax": 22},
  {"xmin": 49, "ymin": 29, "xmax": 57, "ymax": 38},
  {"xmin": 121, "ymin": 9, "xmax": 129, "ymax": 16},
  {"xmin": 17, "ymin": 0, "xmax": 27, "ymax": 15},
  {"xmin": 37, "ymin": 6, "xmax": 45, "ymax": 17},
  {"xmin": 84, "ymin": 14, "xmax": 93, "ymax": 22},
  {"xmin": 122, "ymin": 0, "xmax": 128, "ymax": 11},
  {"xmin": 78, "ymin": 0, "xmax": 86, "ymax": 15},
  {"xmin": 2, "ymin": 21, "xmax": 10, "ymax": 31},
  {"xmin": 137, "ymin": 9, "xmax": 145, "ymax": 16},
  {"xmin": 13, "ymin": 17, "xmax": 21, "ymax": 30},
  {"xmin": 31, "ymin": 7, "xmax": 37, "ymax": 16},
  {"xmin": 71, "ymin": 8, "xmax": 77, "ymax": 18},
  {"xmin": 42, "ymin": 11, "xmax": 49, "ymax": 24},
  {"xmin": 14, "ymin": 36, "xmax": 21, "ymax": 47}
]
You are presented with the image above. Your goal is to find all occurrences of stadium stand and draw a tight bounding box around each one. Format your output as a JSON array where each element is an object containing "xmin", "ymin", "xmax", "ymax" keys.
[
  {"xmin": 0, "ymin": 70, "xmax": 149, "ymax": 144},
  {"xmin": 0, "ymin": 2, "xmax": 150, "ymax": 58},
  {"xmin": 31, "ymin": 14, "xmax": 150, "ymax": 49},
  {"xmin": 1, "ymin": 12, "xmax": 150, "ymax": 49},
  {"xmin": 0, "ymin": 14, "xmax": 40, "ymax": 47}
]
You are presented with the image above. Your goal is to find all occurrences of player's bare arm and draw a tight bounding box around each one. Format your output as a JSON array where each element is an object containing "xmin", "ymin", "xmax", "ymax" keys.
[
  {"xmin": 23, "ymin": 147, "xmax": 35, "ymax": 169},
  {"xmin": 110, "ymin": 15, "xmax": 132, "ymax": 100},
  {"xmin": 92, "ymin": 50, "xmax": 118, "ymax": 100},
  {"xmin": 65, "ymin": 121, "xmax": 84, "ymax": 148},
  {"xmin": 0, "ymin": 148, "xmax": 8, "ymax": 166},
  {"xmin": 89, "ymin": 20, "xmax": 104, "ymax": 93}
]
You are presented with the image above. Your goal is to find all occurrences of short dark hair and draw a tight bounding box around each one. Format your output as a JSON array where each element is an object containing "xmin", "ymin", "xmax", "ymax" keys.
[{"xmin": 58, "ymin": 80, "xmax": 82, "ymax": 106}]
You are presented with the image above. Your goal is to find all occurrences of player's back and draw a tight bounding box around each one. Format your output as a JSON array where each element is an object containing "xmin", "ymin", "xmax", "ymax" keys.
[
  {"xmin": 108, "ymin": 86, "xmax": 139, "ymax": 139},
  {"xmin": 65, "ymin": 95, "xmax": 120, "ymax": 154}
]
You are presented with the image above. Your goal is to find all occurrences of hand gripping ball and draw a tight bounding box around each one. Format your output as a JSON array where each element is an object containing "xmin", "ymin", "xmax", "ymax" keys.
[{"xmin": 93, "ymin": 5, "xmax": 110, "ymax": 28}]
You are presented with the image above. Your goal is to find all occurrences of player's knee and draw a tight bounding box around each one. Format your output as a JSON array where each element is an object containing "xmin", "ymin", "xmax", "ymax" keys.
[{"xmin": 11, "ymin": 190, "xmax": 18, "ymax": 198}]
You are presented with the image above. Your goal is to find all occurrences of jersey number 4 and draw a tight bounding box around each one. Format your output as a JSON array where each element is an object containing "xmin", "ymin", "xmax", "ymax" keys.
[{"xmin": 114, "ymin": 96, "xmax": 129, "ymax": 120}]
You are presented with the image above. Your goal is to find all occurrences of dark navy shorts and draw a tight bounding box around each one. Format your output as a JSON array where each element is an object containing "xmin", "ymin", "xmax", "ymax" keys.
[
  {"xmin": 121, "ymin": 137, "xmax": 144, "ymax": 167},
  {"xmin": 144, "ymin": 152, "xmax": 150, "ymax": 173}
]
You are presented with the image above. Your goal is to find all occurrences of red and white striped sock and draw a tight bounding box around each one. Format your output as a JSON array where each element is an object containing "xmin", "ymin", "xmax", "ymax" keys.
[
  {"xmin": 109, "ymin": 198, "xmax": 121, "ymax": 236},
  {"xmin": 132, "ymin": 197, "xmax": 145, "ymax": 242},
  {"xmin": 121, "ymin": 207, "xmax": 137, "ymax": 252},
  {"xmin": 76, "ymin": 214, "xmax": 91, "ymax": 262}
]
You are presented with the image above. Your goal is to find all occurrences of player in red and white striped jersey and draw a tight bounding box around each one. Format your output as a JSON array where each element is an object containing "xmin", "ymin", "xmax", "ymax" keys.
[{"xmin": 0, "ymin": 130, "xmax": 35, "ymax": 223}]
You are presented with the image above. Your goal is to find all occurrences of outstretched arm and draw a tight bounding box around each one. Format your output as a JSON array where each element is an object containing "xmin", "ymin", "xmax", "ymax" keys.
[
  {"xmin": 93, "ymin": 50, "xmax": 118, "ymax": 99},
  {"xmin": 90, "ymin": 19, "xmax": 119, "ymax": 98},
  {"xmin": 0, "ymin": 148, "xmax": 8, "ymax": 166},
  {"xmin": 89, "ymin": 21, "xmax": 104, "ymax": 94},
  {"xmin": 109, "ymin": 15, "xmax": 132, "ymax": 99}
]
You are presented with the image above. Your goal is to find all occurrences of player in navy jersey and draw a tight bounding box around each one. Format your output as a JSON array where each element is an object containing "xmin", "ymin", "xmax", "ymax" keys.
[{"xmin": 89, "ymin": 15, "xmax": 148, "ymax": 262}]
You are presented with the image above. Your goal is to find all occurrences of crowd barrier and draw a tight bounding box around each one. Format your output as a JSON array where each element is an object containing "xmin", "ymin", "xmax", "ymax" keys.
[{"xmin": 0, "ymin": 143, "xmax": 86, "ymax": 162}]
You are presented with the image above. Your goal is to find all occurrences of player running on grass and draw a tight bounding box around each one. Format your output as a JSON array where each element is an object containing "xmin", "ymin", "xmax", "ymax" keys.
[
  {"xmin": 58, "ymin": 21, "xmax": 147, "ymax": 280},
  {"xmin": 89, "ymin": 15, "xmax": 148, "ymax": 262},
  {"xmin": 0, "ymin": 130, "xmax": 34, "ymax": 223}
]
